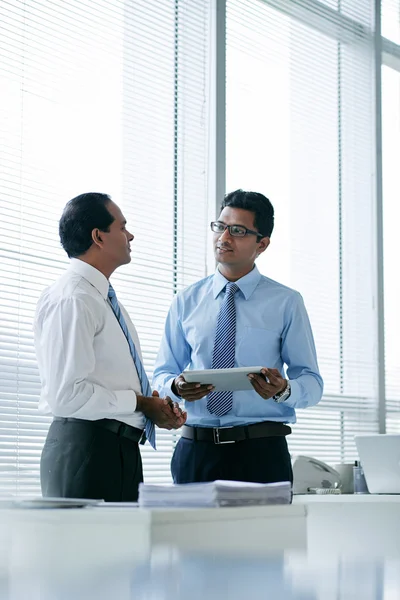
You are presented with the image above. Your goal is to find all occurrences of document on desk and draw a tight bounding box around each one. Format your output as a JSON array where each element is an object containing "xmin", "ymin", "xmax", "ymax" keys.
[
  {"xmin": 138, "ymin": 480, "xmax": 292, "ymax": 508},
  {"xmin": 10, "ymin": 497, "xmax": 104, "ymax": 509}
]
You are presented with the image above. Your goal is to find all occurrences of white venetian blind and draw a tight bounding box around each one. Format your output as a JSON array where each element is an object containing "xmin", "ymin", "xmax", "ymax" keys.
[
  {"xmin": 382, "ymin": 0, "xmax": 400, "ymax": 43},
  {"xmin": 382, "ymin": 59, "xmax": 400, "ymax": 433},
  {"xmin": 226, "ymin": 0, "xmax": 378, "ymax": 463},
  {"xmin": 0, "ymin": 0, "xmax": 211, "ymax": 495}
]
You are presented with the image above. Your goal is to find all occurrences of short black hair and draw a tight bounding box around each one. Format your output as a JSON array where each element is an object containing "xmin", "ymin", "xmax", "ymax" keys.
[
  {"xmin": 59, "ymin": 192, "xmax": 114, "ymax": 258},
  {"xmin": 221, "ymin": 189, "xmax": 274, "ymax": 238}
]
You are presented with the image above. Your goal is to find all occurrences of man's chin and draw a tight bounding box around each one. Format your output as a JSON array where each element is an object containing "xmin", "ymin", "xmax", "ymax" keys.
[{"xmin": 215, "ymin": 251, "xmax": 234, "ymax": 264}]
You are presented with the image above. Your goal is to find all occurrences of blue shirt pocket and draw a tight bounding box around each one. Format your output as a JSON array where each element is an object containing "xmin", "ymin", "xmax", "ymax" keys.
[{"xmin": 236, "ymin": 326, "xmax": 281, "ymax": 367}]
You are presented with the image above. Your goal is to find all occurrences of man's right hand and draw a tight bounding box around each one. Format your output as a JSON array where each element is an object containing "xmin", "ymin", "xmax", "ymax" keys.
[
  {"xmin": 172, "ymin": 375, "xmax": 214, "ymax": 402},
  {"xmin": 137, "ymin": 392, "xmax": 187, "ymax": 430}
]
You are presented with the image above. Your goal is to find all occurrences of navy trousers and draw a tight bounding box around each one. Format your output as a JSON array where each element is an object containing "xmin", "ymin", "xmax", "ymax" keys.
[{"xmin": 171, "ymin": 434, "xmax": 293, "ymax": 484}]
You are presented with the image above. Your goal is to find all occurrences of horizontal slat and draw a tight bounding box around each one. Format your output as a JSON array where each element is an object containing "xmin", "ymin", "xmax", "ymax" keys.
[
  {"xmin": 0, "ymin": 0, "xmax": 210, "ymax": 495},
  {"xmin": 225, "ymin": 0, "xmax": 396, "ymax": 470}
]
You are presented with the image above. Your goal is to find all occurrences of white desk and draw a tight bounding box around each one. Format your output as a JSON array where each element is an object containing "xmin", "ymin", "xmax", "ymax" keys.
[
  {"xmin": 0, "ymin": 503, "xmax": 307, "ymax": 578},
  {"xmin": 0, "ymin": 494, "xmax": 399, "ymax": 582},
  {"xmin": 150, "ymin": 503, "xmax": 306, "ymax": 553},
  {"xmin": 294, "ymin": 494, "xmax": 400, "ymax": 557},
  {"xmin": 1, "ymin": 539, "xmax": 399, "ymax": 600},
  {"xmin": 0, "ymin": 507, "xmax": 151, "ymax": 578}
]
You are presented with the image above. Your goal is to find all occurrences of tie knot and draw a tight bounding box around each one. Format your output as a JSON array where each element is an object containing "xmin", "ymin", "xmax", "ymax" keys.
[
  {"xmin": 108, "ymin": 284, "xmax": 116, "ymax": 299},
  {"xmin": 226, "ymin": 282, "xmax": 239, "ymax": 296}
]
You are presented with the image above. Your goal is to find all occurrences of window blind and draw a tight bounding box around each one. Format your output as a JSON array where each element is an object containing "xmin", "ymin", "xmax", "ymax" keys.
[
  {"xmin": 382, "ymin": 0, "xmax": 400, "ymax": 43},
  {"xmin": 2, "ymin": 0, "xmax": 399, "ymax": 493},
  {"xmin": 382, "ymin": 61, "xmax": 400, "ymax": 434},
  {"xmin": 0, "ymin": 0, "xmax": 211, "ymax": 495},
  {"xmin": 226, "ymin": 0, "xmax": 378, "ymax": 463}
]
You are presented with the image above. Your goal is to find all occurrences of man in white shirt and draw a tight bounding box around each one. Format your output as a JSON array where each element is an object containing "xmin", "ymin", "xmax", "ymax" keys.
[{"xmin": 34, "ymin": 193, "xmax": 186, "ymax": 501}]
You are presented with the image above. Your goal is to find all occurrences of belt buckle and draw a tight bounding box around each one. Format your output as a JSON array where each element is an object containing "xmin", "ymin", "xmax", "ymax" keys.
[
  {"xmin": 138, "ymin": 429, "xmax": 147, "ymax": 445},
  {"xmin": 213, "ymin": 426, "xmax": 235, "ymax": 445}
]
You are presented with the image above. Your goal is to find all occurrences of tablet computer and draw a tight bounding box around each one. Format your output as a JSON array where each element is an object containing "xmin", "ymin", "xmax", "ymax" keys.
[{"xmin": 182, "ymin": 366, "xmax": 264, "ymax": 392}]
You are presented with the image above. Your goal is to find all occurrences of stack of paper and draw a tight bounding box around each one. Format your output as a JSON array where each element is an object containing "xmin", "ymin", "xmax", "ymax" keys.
[{"xmin": 138, "ymin": 480, "xmax": 292, "ymax": 508}]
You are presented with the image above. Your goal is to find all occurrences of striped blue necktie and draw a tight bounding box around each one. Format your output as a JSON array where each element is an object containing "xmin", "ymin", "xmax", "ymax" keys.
[
  {"xmin": 207, "ymin": 282, "xmax": 239, "ymax": 416},
  {"xmin": 108, "ymin": 284, "xmax": 156, "ymax": 449}
]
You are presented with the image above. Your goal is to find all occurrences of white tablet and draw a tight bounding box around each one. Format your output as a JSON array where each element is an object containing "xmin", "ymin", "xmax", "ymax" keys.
[{"xmin": 182, "ymin": 366, "xmax": 264, "ymax": 392}]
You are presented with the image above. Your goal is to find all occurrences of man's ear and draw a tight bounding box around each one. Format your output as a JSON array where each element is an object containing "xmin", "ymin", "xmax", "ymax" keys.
[
  {"xmin": 91, "ymin": 228, "xmax": 104, "ymax": 249},
  {"xmin": 256, "ymin": 236, "xmax": 270, "ymax": 257}
]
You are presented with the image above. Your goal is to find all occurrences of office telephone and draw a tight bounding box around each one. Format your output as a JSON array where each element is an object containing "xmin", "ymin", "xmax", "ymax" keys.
[{"xmin": 292, "ymin": 455, "xmax": 342, "ymax": 494}]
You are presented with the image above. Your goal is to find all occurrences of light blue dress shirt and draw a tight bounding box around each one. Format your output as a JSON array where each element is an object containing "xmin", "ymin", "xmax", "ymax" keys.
[{"xmin": 153, "ymin": 266, "xmax": 323, "ymax": 427}]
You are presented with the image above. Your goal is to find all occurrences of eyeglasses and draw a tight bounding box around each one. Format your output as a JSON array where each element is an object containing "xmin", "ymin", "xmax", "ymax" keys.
[{"xmin": 210, "ymin": 221, "xmax": 263, "ymax": 239}]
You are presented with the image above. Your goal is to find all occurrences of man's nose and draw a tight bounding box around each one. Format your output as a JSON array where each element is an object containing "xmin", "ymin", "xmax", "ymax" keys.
[
  {"xmin": 219, "ymin": 227, "xmax": 232, "ymax": 242},
  {"xmin": 127, "ymin": 230, "xmax": 134, "ymax": 241}
]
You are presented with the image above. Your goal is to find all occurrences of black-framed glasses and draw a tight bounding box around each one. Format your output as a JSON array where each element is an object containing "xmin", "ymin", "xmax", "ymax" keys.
[{"xmin": 210, "ymin": 221, "xmax": 263, "ymax": 239}]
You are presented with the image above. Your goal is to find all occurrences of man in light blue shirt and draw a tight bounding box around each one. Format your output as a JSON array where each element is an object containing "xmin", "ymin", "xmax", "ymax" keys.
[{"xmin": 153, "ymin": 189, "xmax": 323, "ymax": 485}]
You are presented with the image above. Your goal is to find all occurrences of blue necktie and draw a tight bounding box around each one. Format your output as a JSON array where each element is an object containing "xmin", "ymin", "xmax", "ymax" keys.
[
  {"xmin": 108, "ymin": 284, "xmax": 156, "ymax": 449},
  {"xmin": 207, "ymin": 282, "xmax": 239, "ymax": 416}
]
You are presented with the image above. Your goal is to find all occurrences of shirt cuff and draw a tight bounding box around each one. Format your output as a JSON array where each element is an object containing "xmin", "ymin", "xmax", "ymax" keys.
[
  {"xmin": 113, "ymin": 390, "xmax": 138, "ymax": 415},
  {"xmin": 279, "ymin": 379, "xmax": 299, "ymax": 409},
  {"xmin": 165, "ymin": 377, "xmax": 183, "ymax": 402}
]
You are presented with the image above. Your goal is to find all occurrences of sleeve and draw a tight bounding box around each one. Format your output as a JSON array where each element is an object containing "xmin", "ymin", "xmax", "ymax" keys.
[
  {"xmin": 279, "ymin": 292, "xmax": 324, "ymax": 409},
  {"xmin": 152, "ymin": 295, "xmax": 192, "ymax": 402},
  {"xmin": 35, "ymin": 296, "xmax": 137, "ymax": 419}
]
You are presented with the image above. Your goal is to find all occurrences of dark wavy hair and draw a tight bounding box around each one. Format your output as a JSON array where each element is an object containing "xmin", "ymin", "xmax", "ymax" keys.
[
  {"xmin": 221, "ymin": 189, "xmax": 274, "ymax": 237},
  {"xmin": 59, "ymin": 192, "xmax": 114, "ymax": 257}
]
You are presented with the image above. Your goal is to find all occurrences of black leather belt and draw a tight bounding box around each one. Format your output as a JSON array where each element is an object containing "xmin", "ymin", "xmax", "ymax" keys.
[
  {"xmin": 53, "ymin": 417, "xmax": 146, "ymax": 444},
  {"xmin": 181, "ymin": 422, "xmax": 291, "ymax": 444}
]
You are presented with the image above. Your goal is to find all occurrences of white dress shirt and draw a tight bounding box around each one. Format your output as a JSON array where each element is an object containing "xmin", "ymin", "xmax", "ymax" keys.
[{"xmin": 34, "ymin": 258, "xmax": 145, "ymax": 429}]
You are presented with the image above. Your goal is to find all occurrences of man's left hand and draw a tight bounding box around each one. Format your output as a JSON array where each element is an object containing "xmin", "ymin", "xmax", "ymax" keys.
[
  {"xmin": 150, "ymin": 390, "xmax": 187, "ymax": 429},
  {"xmin": 248, "ymin": 368, "xmax": 287, "ymax": 400}
]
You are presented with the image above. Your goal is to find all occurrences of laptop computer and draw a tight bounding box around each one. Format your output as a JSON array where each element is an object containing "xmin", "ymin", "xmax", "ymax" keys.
[{"xmin": 355, "ymin": 434, "xmax": 400, "ymax": 494}]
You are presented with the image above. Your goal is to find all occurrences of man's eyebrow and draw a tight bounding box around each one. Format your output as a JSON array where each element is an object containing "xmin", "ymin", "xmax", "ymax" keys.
[{"xmin": 218, "ymin": 220, "xmax": 248, "ymax": 227}]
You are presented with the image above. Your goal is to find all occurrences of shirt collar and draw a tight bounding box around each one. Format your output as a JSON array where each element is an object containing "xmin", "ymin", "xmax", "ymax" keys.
[
  {"xmin": 212, "ymin": 265, "xmax": 261, "ymax": 300},
  {"xmin": 68, "ymin": 258, "xmax": 109, "ymax": 300}
]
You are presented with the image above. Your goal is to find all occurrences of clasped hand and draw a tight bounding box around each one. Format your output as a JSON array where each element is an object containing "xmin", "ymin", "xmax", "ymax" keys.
[{"xmin": 138, "ymin": 391, "xmax": 187, "ymax": 430}]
